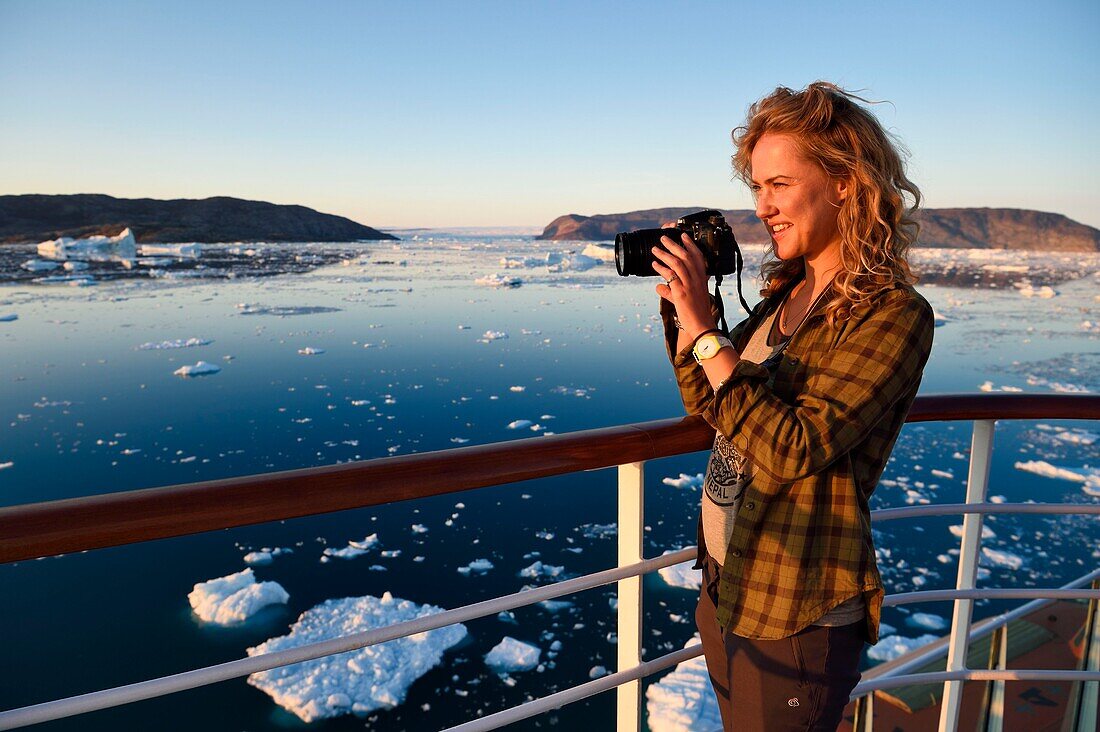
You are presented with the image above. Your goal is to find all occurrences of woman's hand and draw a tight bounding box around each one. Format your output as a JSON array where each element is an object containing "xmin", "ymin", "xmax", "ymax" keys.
[{"xmin": 652, "ymin": 229, "xmax": 715, "ymax": 338}]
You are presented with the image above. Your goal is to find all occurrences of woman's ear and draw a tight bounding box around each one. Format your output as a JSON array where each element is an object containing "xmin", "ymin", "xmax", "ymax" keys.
[{"xmin": 835, "ymin": 177, "xmax": 850, "ymax": 203}]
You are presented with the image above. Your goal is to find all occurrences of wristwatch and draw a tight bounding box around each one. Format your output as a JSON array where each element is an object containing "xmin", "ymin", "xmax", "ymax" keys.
[{"xmin": 692, "ymin": 333, "xmax": 733, "ymax": 363}]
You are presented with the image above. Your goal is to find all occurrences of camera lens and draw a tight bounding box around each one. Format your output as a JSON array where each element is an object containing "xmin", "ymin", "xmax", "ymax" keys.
[{"xmin": 615, "ymin": 229, "xmax": 669, "ymax": 277}]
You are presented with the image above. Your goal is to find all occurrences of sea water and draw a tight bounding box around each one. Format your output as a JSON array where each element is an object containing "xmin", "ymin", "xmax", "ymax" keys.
[{"xmin": 1, "ymin": 233, "xmax": 1098, "ymax": 731}]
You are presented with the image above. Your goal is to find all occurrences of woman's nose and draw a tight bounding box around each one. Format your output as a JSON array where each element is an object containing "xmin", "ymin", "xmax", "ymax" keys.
[{"xmin": 755, "ymin": 192, "xmax": 776, "ymax": 220}]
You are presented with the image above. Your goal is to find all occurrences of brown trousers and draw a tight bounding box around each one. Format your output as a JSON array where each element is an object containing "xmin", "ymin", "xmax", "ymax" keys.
[{"xmin": 696, "ymin": 553, "xmax": 864, "ymax": 731}]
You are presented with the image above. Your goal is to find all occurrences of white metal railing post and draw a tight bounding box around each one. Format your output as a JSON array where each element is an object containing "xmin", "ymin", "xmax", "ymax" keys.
[
  {"xmin": 939, "ymin": 419, "xmax": 996, "ymax": 732},
  {"xmin": 617, "ymin": 462, "xmax": 645, "ymax": 732}
]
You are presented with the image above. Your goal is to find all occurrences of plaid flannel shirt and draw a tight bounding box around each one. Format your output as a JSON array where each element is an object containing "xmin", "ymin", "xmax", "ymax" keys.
[{"xmin": 664, "ymin": 277, "xmax": 935, "ymax": 642}]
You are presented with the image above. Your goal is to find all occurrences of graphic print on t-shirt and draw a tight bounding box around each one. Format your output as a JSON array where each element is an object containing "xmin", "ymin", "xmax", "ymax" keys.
[{"xmin": 703, "ymin": 433, "xmax": 751, "ymax": 507}]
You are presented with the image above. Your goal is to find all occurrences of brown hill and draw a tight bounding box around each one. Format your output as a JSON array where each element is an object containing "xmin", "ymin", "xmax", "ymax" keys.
[
  {"xmin": 537, "ymin": 207, "xmax": 1100, "ymax": 251},
  {"xmin": 0, "ymin": 194, "xmax": 396, "ymax": 244}
]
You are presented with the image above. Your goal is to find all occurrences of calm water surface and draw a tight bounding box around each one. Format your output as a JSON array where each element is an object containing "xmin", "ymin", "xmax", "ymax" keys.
[{"xmin": 1, "ymin": 234, "xmax": 1098, "ymax": 730}]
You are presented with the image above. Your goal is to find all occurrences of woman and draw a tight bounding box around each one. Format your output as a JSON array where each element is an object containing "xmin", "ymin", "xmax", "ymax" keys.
[{"xmin": 652, "ymin": 82, "xmax": 935, "ymax": 730}]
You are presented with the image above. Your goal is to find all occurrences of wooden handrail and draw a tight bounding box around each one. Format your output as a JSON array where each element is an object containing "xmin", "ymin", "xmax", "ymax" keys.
[{"xmin": 1, "ymin": 393, "xmax": 1097, "ymax": 564}]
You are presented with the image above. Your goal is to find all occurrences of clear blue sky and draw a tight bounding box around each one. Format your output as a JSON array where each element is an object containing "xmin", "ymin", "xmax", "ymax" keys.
[{"xmin": 1, "ymin": 0, "xmax": 1097, "ymax": 229}]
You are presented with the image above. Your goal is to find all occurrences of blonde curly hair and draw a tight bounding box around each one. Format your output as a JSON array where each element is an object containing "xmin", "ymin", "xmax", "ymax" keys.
[{"xmin": 731, "ymin": 82, "xmax": 921, "ymax": 327}]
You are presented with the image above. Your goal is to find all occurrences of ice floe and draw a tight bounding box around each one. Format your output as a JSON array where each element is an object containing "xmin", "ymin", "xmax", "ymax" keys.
[
  {"xmin": 0, "ymin": 313, "xmax": 17, "ymax": 322},
  {"xmin": 475, "ymin": 273, "xmax": 522, "ymax": 288},
  {"xmin": 173, "ymin": 361, "xmax": 222, "ymax": 377},
  {"xmin": 321, "ymin": 534, "xmax": 380, "ymax": 561},
  {"xmin": 1014, "ymin": 460, "xmax": 1100, "ymax": 493},
  {"xmin": 484, "ymin": 636, "xmax": 540, "ymax": 674},
  {"xmin": 140, "ymin": 242, "xmax": 201, "ymax": 258},
  {"xmin": 546, "ymin": 251, "xmax": 600, "ymax": 273},
  {"xmin": 981, "ymin": 547, "xmax": 1025, "ymax": 570},
  {"xmin": 581, "ymin": 244, "xmax": 615, "ymax": 262},
  {"xmin": 247, "ymin": 593, "xmax": 466, "ymax": 722},
  {"xmin": 518, "ymin": 561, "xmax": 565, "ymax": 580},
  {"xmin": 457, "ymin": 558, "xmax": 494, "ymax": 575},
  {"xmin": 906, "ymin": 612, "xmax": 948, "ymax": 631},
  {"xmin": 868, "ymin": 634, "xmax": 941, "ymax": 662},
  {"xmin": 646, "ymin": 635, "xmax": 721, "ymax": 732},
  {"xmin": 188, "ymin": 568, "xmax": 289, "ymax": 625},
  {"xmin": 657, "ymin": 551, "xmax": 701, "ymax": 591},
  {"xmin": 507, "ymin": 419, "xmax": 533, "ymax": 429},
  {"xmin": 37, "ymin": 228, "xmax": 136, "ymax": 263},
  {"xmin": 137, "ymin": 338, "xmax": 212, "ymax": 350},
  {"xmin": 478, "ymin": 330, "xmax": 508, "ymax": 343},
  {"xmin": 298, "ymin": 347, "xmax": 325, "ymax": 355},
  {"xmin": 662, "ymin": 473, "xmax": 704, "ymax": 490}
]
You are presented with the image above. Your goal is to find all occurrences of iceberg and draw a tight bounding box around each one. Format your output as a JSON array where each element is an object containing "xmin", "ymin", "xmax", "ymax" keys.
[
  {"xmin": 645, "ymin": 635, "xmax": 721, "ymax": 732},
  {"xmin": 37, "ymin": 227, "xmax": 137, "ymax": 263},
  {"xmin": 188, "ymin": 568, "xmax": 288, "ymax": 625},
  {"xmin": 581, "ymin": 243, "xmax": 615, "ymax": 262},
  {"xmin": 546, "ymin": 251, "xmax": 600, "ymax": 273},
  {"xmin": 139, "ymin": 242, "xmax": 201, "ymax": 258},
  {"xmin": 869, "ymin": 634, "xmax": 941, "ymax": 662},
  {"xmin": 173, "ymin": 361, "xmax": 222, "ymax": 378},
  {"xmin": 484, "ymin": 636, "xmax": 541, "ymax": 674},
  {"xmin": 657, "ymin": 551, "xmax": 702, "ymax": 591},
  {"xmin": 247, "ymin": 592, "xmax": 466, "ymax": 722}
]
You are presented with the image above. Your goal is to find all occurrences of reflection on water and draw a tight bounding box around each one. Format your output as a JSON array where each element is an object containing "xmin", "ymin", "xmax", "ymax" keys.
[{"xmin": 0, "ymin": 233, "xmax": 1097, "ymax": 730}]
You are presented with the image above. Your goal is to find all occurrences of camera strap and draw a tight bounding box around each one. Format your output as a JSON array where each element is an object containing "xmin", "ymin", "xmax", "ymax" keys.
[{"xmin": 713, "ymin": 244, "xmax": 753, "ymax": 334}]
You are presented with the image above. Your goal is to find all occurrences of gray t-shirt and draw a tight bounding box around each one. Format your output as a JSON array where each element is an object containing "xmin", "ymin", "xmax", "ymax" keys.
[{"xmin": 701, "ymin": 301, "xmax": 865, "ymax": 627}]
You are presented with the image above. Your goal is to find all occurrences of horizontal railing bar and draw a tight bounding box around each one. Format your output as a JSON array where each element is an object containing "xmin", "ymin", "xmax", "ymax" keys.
[
  {"xmin": 442, "ymin": 644, "xmax": 705, "ymax": 732},
  {"xmin": 2, "ymin": 393, "xmax": 1097, "ymax": 563},
  {"xmin": 862, "ymin": 567, "xmax": 1100, "ymax": 683},
  {"xmin": 872, "ymin": 502, "xmax": 1100, "ymax": 522},
  {"xmin": 883, "ymin": 588, "xmax": 1100, "ymax": 606},
  {"xmin": 853, "ymin": 669, "xmax": 1100, "ymax": 696},
  {"xmin": 0, "ymin": 549, "xmax": 695, "ymax": 730}
]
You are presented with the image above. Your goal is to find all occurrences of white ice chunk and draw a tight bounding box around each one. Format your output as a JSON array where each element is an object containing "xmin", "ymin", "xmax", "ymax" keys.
[
  {"xmin": 868, "ymin": 634, "xmax": 941, "ymax": 662},
  {"xmin": 247, "ymin": 593, "xmax": 466, "ymax": 722},
  {"xmin": 140, "ymin": 242, "xmax": 201, "ymax": 257},
  {"xmin": 657, "ymin": 551, "xmax": 702, "ymax": 590},
  {"xmin": 948, "ymin": 524, "xmax": 996, "ymax": 540},
  {"xmin": 173, "ymin": 361, "xmax": 222, "ymax": 377},
  {"xmin": 298, "ymin": 347, "xmax": 325, "ymax": 355},
  {"xmin": 475, "ymin": 273, "xmax": 522, "ymax": 288},
  {"xmin": 981, "ymin": 547, "xmax": 1025, "ymax": 570},
  {"xmin": 137, "ymin": 338, "xmax": 212, "ymax": 350},
  {"xmin": 546, "ymin": 251, "xmax": 599, "ymax": 272},
  {"xmin": 188, "ymin": 568, "xmax": 288, "ymax": 625},
  {"xmin": 518, "ymin": 561, "xmax": 564, "ymax": 579},
  {"xmin": 244, "ymin": 551, "xmax": 274, "ymax": 566},
  {"xmin": 0, "ymin": 314, "xmax": 17, "ymax": 322},
  {"xmin": 322, "ymin": 534, "xmax": 380, "ymax": 560},
  {"xmin": 645, "ymin": 634, "xmax": 721, "ymax": 732},
  {"xmin": 478, "ymin": 330, "xmax": 508, "ymax": 343},
  {"xmin": 906, "ymin": 612, "xmax": 948, "ymax": 631},
  {"xmin": 457, "ymin": 558, "xmax": 494, "ymax": 575},
  {"xmin": 662, "ymin": 473, "xmax": 704, "ymax": 489},
  {"xmin": 507, "ymin": 419, "xmax": 533, "ymax": 429},
  {"xmin": 484, "ymin": 637, "xmax": 540, "ymax": 674},
  {"xmin": 581, "ymin": 244, "xmax": 615, "ymax": 262},
  {"xmin": 37, "ymin": 227, "xmax": 136, "ymax": 262},
  {"xmin": 1015, "ymin": 460, "xmax": 1100, "ymax": 492}
]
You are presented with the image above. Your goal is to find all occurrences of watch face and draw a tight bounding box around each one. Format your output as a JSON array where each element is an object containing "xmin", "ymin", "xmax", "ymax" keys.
[{"xmin": 698, "ymin": 336, "xmax": 718, "ymax": 357}]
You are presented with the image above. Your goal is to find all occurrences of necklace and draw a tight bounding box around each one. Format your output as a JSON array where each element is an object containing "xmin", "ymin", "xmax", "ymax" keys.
[{"xmin": 779, "ymin": 280, "xmax": 831, "ymax": 336}]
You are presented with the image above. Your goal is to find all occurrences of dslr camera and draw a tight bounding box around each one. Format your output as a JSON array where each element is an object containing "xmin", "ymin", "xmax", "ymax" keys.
[{"xmin": 614, "ymin": 209, "xmax": 740, "ymax": 278}]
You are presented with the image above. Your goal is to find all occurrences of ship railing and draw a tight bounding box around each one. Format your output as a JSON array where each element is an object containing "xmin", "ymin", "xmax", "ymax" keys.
[{"xmin": 0, "ymin": 393, "xmax": 1098, "ymax": 732}]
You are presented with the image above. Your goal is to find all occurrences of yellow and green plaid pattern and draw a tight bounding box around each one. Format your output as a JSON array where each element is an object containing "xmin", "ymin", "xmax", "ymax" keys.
[{"xmin": 664, "ymin": 278, "xmax": 935, "ymax": 642}]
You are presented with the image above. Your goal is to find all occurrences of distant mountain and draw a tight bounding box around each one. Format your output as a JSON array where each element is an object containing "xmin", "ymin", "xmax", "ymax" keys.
[
  {"xmin": 0, "ymin": 194, "xmax": 396, "ymax": 244},
  {"xmin": 537, "ymin": 207, "xmax": 1100, "ymax": 251}
]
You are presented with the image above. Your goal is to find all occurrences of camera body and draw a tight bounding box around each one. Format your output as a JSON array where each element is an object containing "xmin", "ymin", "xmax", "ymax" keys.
[{"xmin": 614, "ymin": 209, "xmax": 739, "ymax": 278}]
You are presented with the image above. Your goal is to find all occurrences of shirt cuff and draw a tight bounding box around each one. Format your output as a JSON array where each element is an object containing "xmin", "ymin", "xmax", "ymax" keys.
[{"xmin": 701, "ymin": 358, "xmax": 770, "ymax": 432}]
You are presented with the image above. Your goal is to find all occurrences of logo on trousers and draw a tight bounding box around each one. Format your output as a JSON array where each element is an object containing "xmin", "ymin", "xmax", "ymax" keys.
[{"xmin": 787, "ymin": 698, "xmax": 800, "ymax": 707}]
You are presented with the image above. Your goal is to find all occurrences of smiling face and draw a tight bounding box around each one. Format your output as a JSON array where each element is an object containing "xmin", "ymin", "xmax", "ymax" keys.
[{"xmin": 750, "ymin": 133, "xmax": 848, "ymax": 268}]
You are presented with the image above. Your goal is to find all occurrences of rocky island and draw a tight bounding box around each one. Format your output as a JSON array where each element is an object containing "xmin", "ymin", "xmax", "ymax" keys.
[
  {"xmin": 538, "ymin": 207, "xmax": 1100, "ymax": 252},
  {"xmin": 0, "ymin": 194, "xmax": 396, "ymax": 244}
]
